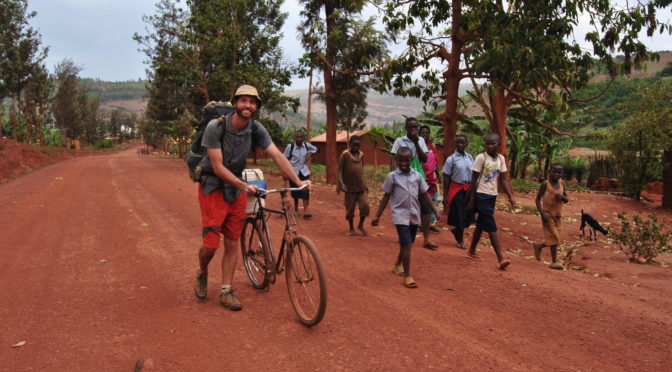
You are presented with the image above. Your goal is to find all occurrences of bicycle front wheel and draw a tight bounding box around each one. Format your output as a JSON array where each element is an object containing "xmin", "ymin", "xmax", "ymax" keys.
[
  {"xmin": 285, "ymin": 235, "xmax": 327, "ymax": 326},
  {"xmin": 240, "ymin": 218, "xmax": 270, "ymax": 290}
]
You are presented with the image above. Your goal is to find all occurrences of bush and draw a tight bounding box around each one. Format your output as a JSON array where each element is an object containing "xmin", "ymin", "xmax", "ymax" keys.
[
  {"xmin": 511, "ymin": 178, "xmax": 540, "ymax": 193},
  {"xmin": 560, "ymin": 156, "xmax": 589, "ymax": 183},
  {"xmin": 611, "ymin": 213, "xmax": 672, "ymax": 263},
  {"xmin": 95, "ymin": 139, "xmax": 114, "ymax": 149}
]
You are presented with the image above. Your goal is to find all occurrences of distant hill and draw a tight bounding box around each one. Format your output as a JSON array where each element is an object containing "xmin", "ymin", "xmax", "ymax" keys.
[
  {"xmin": 279, "ymin": 84, "xmax": 470, "ymax": 128},
  {"xmin": 87, "ymin": 50, "xmax": 670, "ymax": 123},
  {"xmin": 81, "ymin": 79, "xmax": 148, "ymax": 114}
]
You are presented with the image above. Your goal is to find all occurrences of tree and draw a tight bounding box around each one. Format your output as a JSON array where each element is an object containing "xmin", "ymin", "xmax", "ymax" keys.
[
  {"xmin": 608, "ymin": 80, "xmax": 672, "ymax": 202},
  {"xmin": 52, "ymin": 59, "xmax": 82, "ymax": 141},
  {"xmin": 300, "ymin": 0, "xmax": 390, "ymax": 182},
  {"xmin": 134, "ymin": 0, "xmax": 298, "ymax": 131},
  {"xmin": 22, "ymin": 63, "xmax": 50, "ymax": 144},
  {"xmin": 309, "ymin": 17, "xmax": 388, "ymax": 134},
  {"xmin": 381, "ymin": 0, "xmax": 671, "ymax": 166},
  {"xmin": 0, "ymin": 0, "xmax": 48, "ymax": 140}
]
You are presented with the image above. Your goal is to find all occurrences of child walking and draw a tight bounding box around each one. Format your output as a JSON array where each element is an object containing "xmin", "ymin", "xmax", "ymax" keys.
[
  {"xmin": 372, "ymin": 147, "xmax": 441, "ymax": 288},
  {"xmin": 467, "ymin": 133, "xmax": 517, "ymax": 270},
  {"xmin": 336, "ymin": 135, "xmax": 370, "ymax": 236},
  {"xmin": 533, "ymin": 164, "xmax": 569, "ymax": 269},
  {"xmin": 284, "ymin": 130, "xmax": 318, "ymax": 219},
  {"xmin": 442, "ymin": 134, "xmax": 474, "ymax": 248}
]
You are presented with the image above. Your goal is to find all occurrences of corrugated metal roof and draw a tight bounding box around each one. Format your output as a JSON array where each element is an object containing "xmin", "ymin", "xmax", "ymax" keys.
[{"xmin": 309, "ymin": 130, "xmax": 367, "ymax": 143}]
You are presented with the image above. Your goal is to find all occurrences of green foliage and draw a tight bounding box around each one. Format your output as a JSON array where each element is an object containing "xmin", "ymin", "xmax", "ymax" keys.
[
  {"xmin": 135, "ymin": 0, "xmax": 298, "ymax": 116},
  {"xmin": 511, "ymin": 178, "xmax": 540, "ymax": 193},
  {"xmin": 559, "ymin": 157, "xmax": 589, "ymax": 183},
  {"xmin": 80, "ymin": 79, "xmax": 148, "ymax": 102},
  {"xmin": 257, "ymin": 117, "xmax": 286, "ymax": 147},
  {"xmin": 607, "ymin": 80, "xmax": 672, "ymax": 200},
  {"xmin": 95, "ymin": 139, "xmax": 114, "ymax": 149},
  {"xmin": 611, "ymin": 213, "xmax": 672, "ymax": 264}
]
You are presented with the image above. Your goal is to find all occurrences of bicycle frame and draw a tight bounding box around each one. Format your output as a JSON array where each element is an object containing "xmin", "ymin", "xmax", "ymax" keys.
[{"xmin": 249, "ymin": 187, "xmax": 303, "ymax": 281}]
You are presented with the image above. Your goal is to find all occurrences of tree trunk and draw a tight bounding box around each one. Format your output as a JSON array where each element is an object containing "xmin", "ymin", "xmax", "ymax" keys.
[
  {"xmin": 491, "ymin": 86, "xmax": 513, "ymax": 192},
  {"xmin": 663, "ymin": 149, "xmax": 672, "ymax": 209},
  {"xmin": 11, "ymin": 101, "xmax": 18, "ymax": 141},
  {"xmin": 437, "ymin": 0, "xmax": 464, "ymax": 164},
  {"xmin": 323, "ymin": 5, "xmax": 338, "ymax": 183}
]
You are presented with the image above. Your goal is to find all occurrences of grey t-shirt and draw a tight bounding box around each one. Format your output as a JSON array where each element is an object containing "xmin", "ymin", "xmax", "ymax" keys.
[
  {"xmin": 200, "ymin": 113, "xmax": 272, "ymax": 199},
  {"xmin": 381, "ymin": 168, "xmax": 428, "ymax": 226}
]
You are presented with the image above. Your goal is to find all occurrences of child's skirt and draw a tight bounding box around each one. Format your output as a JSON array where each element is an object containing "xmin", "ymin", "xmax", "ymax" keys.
[{"xmin": 543, "ymin": 215, "xmax": 562, "ymax": 246}]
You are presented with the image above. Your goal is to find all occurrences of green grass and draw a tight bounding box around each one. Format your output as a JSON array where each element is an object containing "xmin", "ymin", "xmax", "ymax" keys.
[{"xmin": 511, "ymin": 178, "xmax": 541, "ymax": 193}]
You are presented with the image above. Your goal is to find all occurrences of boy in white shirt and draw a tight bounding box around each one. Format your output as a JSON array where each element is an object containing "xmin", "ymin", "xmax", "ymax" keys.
[{"xmin": 466, "ymin": 133, "xmax": 517, "ymax": 270}]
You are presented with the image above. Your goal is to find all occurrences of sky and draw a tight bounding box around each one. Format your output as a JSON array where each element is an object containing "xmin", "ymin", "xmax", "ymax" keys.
[{"xmin": 28, "ymin": 0, "xmax": 672, "ymax": 91}]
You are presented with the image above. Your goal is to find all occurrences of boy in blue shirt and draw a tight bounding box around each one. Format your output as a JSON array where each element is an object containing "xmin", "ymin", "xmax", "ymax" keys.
[{"xmin": 372, "ymin": 147, "xmax": 441, "ymax": 288}]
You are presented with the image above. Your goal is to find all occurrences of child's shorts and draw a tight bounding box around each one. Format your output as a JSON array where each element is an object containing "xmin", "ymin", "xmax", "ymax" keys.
[
  {"xmin": 395, "ymin": 224, "xmax": 419, "ymax": 247},
  {"xmin": 543, "ymin": 215, "xmax": 562, "ymax": 246},
  {"xmin": 475, "ymin": 193, "xmax": 497, "ymax": 232},
  {"xmin": 344, "ymin": 191, "xmax": 370, "ymax": 220},
  {"xmin": 289, "ymin": 172, "xmax": 310, "ymax": 200}
]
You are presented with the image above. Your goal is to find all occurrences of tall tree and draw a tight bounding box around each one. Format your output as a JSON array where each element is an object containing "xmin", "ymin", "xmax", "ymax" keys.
[
  {"xmin": 299, "ymin": 0, "xmax": 379, "ymax": 183},
  {"xmin": 52, "ymin": 59, "xmax": 82, "ymax": 141},
  {"xmin": 0, "ymin": 0, "xmax": 48, "ymax": 140},
  {"xmin": 308, "ymin": 16, "xmax": 388, "ymax": 133},
  {"xmin": 134, "ymin": 0, "xmax": 298, "ymax": 124},
  {"xmin": 381, "ymin": 0, "xmax": 671, "ymax": 163}
]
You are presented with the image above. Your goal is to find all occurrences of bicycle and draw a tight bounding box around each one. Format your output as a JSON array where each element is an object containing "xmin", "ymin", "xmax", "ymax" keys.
[{"xmin": 240, "ymin": 185, "xmax": 327, "ymax": 326}]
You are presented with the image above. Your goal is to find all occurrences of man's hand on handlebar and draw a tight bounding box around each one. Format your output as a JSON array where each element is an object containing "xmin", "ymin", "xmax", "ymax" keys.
[
  {"xmin": 242, "ymin": 183, "xmax": 259, "ymax": 195},
  {"xmin": 299, "ymin": 179, "xmax": 312, "ymax": 191}
]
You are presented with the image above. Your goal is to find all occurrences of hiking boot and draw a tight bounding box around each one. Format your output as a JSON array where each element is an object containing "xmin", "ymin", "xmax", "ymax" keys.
[
  {"xmin": 220, "ymin": 288, "xmax": 243, "ymax": 311},
  {"xmin": 194, "ymin": 270, "xmax": 208, "ymax": 299}
]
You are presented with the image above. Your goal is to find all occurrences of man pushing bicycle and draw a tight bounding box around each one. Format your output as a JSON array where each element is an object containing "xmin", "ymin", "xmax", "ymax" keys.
[{"xmin": 194, "ymin": 85, "xmax": 311, "ymax": 311}]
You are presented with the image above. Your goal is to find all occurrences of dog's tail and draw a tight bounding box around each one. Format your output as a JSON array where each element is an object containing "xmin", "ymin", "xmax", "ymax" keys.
[{"xmin": 581, "ymin": 209, "xmax": 584, "ymax": 215}]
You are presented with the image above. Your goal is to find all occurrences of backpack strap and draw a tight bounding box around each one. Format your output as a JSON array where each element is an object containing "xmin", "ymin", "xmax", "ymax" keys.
[{"xmin": 287, "ymin": 143, "xmax": 295, "ymax": 161}]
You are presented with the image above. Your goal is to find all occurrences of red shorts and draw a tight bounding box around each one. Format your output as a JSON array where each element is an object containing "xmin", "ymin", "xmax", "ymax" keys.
[{"xmin": 198, "ymin": 185, "xmax": 247, "ymax": 248}]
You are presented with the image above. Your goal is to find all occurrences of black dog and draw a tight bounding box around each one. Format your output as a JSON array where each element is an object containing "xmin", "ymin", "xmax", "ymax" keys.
[{"xmin": 580, "ymin": 209, "xmax": 608, "ymax": 241}]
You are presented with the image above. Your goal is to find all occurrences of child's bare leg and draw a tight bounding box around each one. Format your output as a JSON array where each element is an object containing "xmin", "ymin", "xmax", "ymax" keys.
[
  {"xmin": 422, "ymin": 214, "xmax": 438, "ymax": 248},
  {"xmin": 550, "ymin": 244, "xmax": 558, "ymax": 263},
  {"xmin": 347, "ymin": 218, "xmax": 356, "ymax": 235},
  {"xmin": 452, "ymin": 228, "xmax": 464, "ymax": 247},
  {"xmin": 302, "ymin": 199, "xmax": 310, "ymax": 214},
  {"xmin": 489, "ymin": 231, "xmax": 511, "ymax": 269},
  {"xmin": 533, "ymin": 242, "xmax": 546, "ymax": 261},
  {"xmin": 400, "ymin": 244, "xmax": 412, "ymax": 277},
  {"xmin": 357, "ymin": 216, "xmax": 367, "ymax": 236},
  {"xmin": 468, "ymin": 227, "xmax": 483, "ymax": 255},
  {"xmin": 293, "ymin": 198, "xmax": 299, "ymax": 213},
  {"xmin": 488, "ymin": 231, "xmax": 504, "ymax": 262}
]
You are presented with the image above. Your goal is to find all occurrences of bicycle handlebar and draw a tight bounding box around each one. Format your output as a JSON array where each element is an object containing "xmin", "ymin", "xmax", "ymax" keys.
[{"xmin": 255, "ymin": 184, "xmax": 307, "ymax": 197}]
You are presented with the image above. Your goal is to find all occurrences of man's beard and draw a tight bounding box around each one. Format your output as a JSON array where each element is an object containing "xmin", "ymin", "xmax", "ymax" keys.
[{"xmin": 236, "ymin": 107, "xmax": 255, "ymax": 118}]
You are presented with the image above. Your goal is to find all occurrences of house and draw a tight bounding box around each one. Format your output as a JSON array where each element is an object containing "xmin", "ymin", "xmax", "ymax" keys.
[{"xmin": 309, "ymin": 130, "xmax": 392, "ymax": 167}]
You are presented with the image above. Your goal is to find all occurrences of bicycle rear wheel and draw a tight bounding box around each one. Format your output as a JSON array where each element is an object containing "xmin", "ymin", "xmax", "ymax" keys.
[
  {"xmin": 285, "ymin": 235, "xmax": 327, "ymax": 326},
  {"xmin": 240, "ymin": 218, "xmax": 270, "ymax": 290}
]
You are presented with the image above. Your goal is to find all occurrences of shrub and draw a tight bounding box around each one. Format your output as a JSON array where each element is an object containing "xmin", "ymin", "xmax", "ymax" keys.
[
  {"xmin": 611, "ymin": 213, "xmax": 672, "ymax": 263},
  {"xmin": 560, "ymin": 156, "xmax": 589, "ymax": 183},
  {"xmin": 95, "ymin": 139, "xmax": 114, "ymax": 149},
  {"xmin": 511, "ymin": 178, "xmax": 540, "ymax": 193}
]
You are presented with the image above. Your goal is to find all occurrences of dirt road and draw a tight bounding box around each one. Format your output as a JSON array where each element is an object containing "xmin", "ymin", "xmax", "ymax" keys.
[{"xmin": 1, "ymin": 148, "xmax": 670, "ymax": 371}]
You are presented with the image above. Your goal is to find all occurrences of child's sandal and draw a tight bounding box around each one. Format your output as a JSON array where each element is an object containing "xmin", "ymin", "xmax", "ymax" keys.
[
  {"xmin": 392, "ymin": 264, "xmax": 404, "ymax": 276},
  {"xmin": 404, "ymin": 276, "xmax": 417, "ymax": 288}
]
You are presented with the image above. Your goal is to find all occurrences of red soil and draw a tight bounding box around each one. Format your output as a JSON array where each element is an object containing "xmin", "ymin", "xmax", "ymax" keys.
[{"xmin": 0, "ymin": 144, "xmax": 670, "ymax": 370}]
